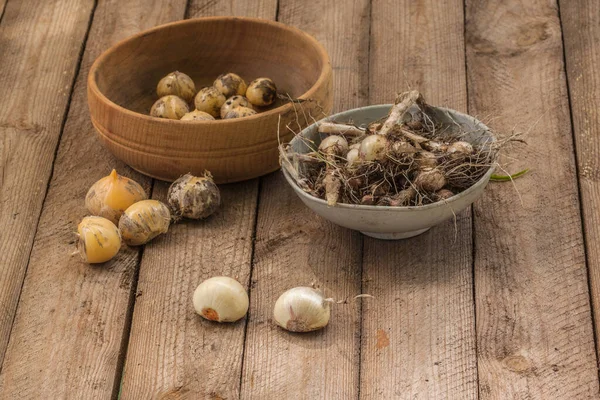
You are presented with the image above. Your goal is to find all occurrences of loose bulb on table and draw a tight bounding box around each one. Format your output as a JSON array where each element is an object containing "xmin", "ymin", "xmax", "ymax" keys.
[
  {"xmin": 193, "ymin": 276, "xmax": 249, "ymax": 322},
  {"xmin": 85, "ymin": 169, "xmax": 147, "ymax": 224},
  {"xmin": 273, "ymin": 287, "xmax": 331, "ymax": 332},
  {"xmin": 118, "ymin": 200, "xmax": 171, "ymax": 246},
  {"xmin": 77, "ymin": 216, "xmax": 121, "ymax": 264},
  {"xmin": 167, "ymin": 172, "xmax": 221, "ymax": 220}
]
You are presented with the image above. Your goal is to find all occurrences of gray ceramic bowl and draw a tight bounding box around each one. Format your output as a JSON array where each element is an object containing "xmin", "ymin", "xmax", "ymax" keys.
[{"xmin": 281, "ymin": 104, "xmax": 495, "ymax": 239}]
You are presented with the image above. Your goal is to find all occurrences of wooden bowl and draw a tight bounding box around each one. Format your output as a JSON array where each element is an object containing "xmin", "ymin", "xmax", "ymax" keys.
[{"xmin": 87, "ymin": 17, "xmax": 333, "ymax": 183}]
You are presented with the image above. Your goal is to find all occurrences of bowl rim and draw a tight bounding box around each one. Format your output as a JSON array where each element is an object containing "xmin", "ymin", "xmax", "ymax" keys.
[
  {"xmin": 282, "ymin": 104, "xmax": 496, "ymax": 212},
  {"xmin": 88, "ymin": 16, "xmax": 331, "ymax": 125}
]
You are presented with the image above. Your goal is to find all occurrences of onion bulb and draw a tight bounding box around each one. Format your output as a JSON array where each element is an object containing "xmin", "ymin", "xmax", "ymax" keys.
[
  {"xmin": 447, "ymin": 141, "xmax": 474, "ymax": 158},
  {"xmin": 318, "ymin": 135, "xmax": 348, "ymax": 157},
  {"xmin": 77, "ymin": 216, "xmax": 121, "ymax": 264},
  {"xmin": 85, "ymin": 169, "xmax": 147, "ymax": 224},
  {"xmin": 180, "ymin": 110, "xmax": 215, "ymax": 121},
  {"xmin": 414, "ymin": 168, "xmax": 446, "ymax": 192},
  {"xmin": 150, "ymin": 95, "xmax": 189, "ymax": 120},
  {"xmin": 193, "ymin": 276, "xmax": 249, "ymax": 322},
  {"xmin": 359, "ymin": 135, "xmax": 388, "ymax": 161},
  {"xmin": 194, "ymin": 87, "xmax": 226, "ymax": 118},
  {"xmin": 220, "ymin": 95, "xmax": 251, "ymax": 118},
  {"xmin": 118, "ymin": 200, "xmax": 171, "ymax": 246},
  {"xmin": 223, "ymin": 106, "xmax": 257, "ymax": 119},
  {"xmin": 273, "ymin": 287, "xmax": 331, "ymax": 332},
  {"xmin": 156, "ymin": 71, "xmax": 196, "ymax": 103},
  {"xmin": 346, "ymin": 148, "xmax": 360, "ymax": 166},
  {"xmin": 214, "ymin": 73, "xmax": 247, "ymax": 98},
  {"xmin": 436, "ymin": 188, "xmax": 455, "ymax": 201},
  {"xmin": 246, "ymin": 77, "xmax": 277, "ymax": 106},
  {"xmin": 167, "ymin": 172, "xmax": 221, "ymax": 220}
]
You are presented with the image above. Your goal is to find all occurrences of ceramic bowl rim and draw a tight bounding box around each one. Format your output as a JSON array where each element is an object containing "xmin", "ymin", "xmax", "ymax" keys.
[{"xmin": 282, "ymin": 104, "xmax": 496, "ymax": 212}]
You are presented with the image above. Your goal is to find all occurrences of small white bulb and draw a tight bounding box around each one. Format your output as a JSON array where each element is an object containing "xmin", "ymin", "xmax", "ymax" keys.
[
  {"xmin": 273, "ymin": 287, "xmax": 331, "ymax": 332},
  {"xmin": 193, "ymin": 277, "xmax": 249, "ymax": 322},
  {"xmin": 346, "ymin": 148, "xmax": 360, "ymax": 166},
  {"xmin": 447, "ymin": 141, "xmax": 474, "ymax": 158},
  {"xmin": 318, "ymin": 135, "xmax": 348, "ymax": 156},
  {"xmin": 359, "ymin": 135, "xmax": 388, "ymax": 161}
]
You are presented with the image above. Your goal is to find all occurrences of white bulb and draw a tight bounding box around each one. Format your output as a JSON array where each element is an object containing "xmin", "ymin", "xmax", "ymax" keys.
[
  {"xmin": 318, "ymin": 135, "xmax": 349, "ymax": 156},
  {"xmin": 346, "ymin": 148, "xmax": 360, "ymax": 166},
  {"xmin": 273, "ymin": 287, "xmax": 331, "ymax": 332},
  {"xmin": 193, "ymin": 276, "xmax": 249, "ymax": 322},
  {"xmin": 447, "ymin": 141, "xmax": 474, "ymax": 158},
  {"xmin": 359, "ymin": 135, "xmax": 388, "ymax": 161}
]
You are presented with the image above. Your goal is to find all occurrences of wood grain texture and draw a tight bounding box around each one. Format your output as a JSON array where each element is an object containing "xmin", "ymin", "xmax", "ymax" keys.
[
  {"xmin": 239, "ymin": 1, "xmax": 369, "ymax": 398},
  {"xmin": 560, "ymin": 0, "xmax": 600, "ymax": 362},
  {"xmin": 119, "ymin": 2, "xmax": 275, "ymax": 399},
  {"xmin": 0, "ymin": 0, "xmax": 186, "ymax": 398},
  {"xmin": 466, "ymin": 0, "xmax": 600, "ymax": 398},
  {"xmin": 0, "ymin": 0, "xmax": 95, "ymax": 366},
  {"xmin": 360, "ymin": 1, "xmax": 477, "ymax": 399}
]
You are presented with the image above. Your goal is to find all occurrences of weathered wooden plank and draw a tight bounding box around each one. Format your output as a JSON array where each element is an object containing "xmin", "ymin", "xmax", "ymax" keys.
[
  {"xmin": 466, "ymin": 0, "xmax": 600, "ymax": 397},
  {"xmin": 239, "ymin": 1, "xmax": 368, "ymax": 398},
  {"xmin": 360, "ymin": 1, "xmax": 477, "ymax": 399},
  {"xmin": 0, "ymin": 0, "xmax": 95, "ymax": 366},
  {"xmin": 119, "ymin": 2, "xmax": 275, "ymax": 399},
  {"xmin": 0, "ymin": 0, "xmax": 186, "ymax": 398},
  {"xmin": 560, "ymin": 0, "xmax": 600, "ymax": 363}
]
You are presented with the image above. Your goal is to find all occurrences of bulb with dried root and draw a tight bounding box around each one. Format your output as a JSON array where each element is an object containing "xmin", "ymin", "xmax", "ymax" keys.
[
  {"xmin": 193, "ymin": 276, "xmax": 249, "ymax": 322},
  {"xmin": 281, "ymin": 90, "xmax": 499, "ymax": 207},
  {"xmin": 273, "ymin": 287, "xmax": 331, "ymax": 332}
]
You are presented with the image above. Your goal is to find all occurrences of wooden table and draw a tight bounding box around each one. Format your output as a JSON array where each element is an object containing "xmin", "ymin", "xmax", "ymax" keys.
[{"xmin": 1, "ymin": 0, "xmax": 599, "ymax": 398}]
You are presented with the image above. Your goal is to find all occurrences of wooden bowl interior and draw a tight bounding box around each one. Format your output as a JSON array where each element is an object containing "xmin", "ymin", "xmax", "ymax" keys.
[{"xmin": 94, "ymin": 18, "xmax": 324, "ymax": 114}]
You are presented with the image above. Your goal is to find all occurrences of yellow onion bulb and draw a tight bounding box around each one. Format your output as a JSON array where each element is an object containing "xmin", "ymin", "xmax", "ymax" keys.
[
  {"xmin": 77, "ymin": 216, "xmax": 121, "ymax": 264},
  {"xmin": 85, "ymin": 169, "xmax": 147, "ymax": 224}
]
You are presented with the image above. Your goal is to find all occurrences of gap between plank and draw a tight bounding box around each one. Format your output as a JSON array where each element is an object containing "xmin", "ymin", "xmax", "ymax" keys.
[
  {"xmin": 111, "ymin": 178, "xmax": 156, "ymax": 400},
  {"xmin": 110, "ymin": 1, "xmax": 192, "ymax": 397},
  {"xmin": 462, "ymin": 0, "xmax": 481, "ymax": 397},
  {"xmin": 235, "ymin": 4, "xmax": 280, "ymax": 396},
  {"xmin": 556, "ymin": 0, "xmax": 600, "ymax": 379},
  {"xmin": 236, "ymin": 178, "xmax": 262, "ymax": 399},
  {"xmin": 357, "ymin": 1, "xmax": 373, "ymax": 398},
  {"xmin": 0, "ymin": 0, "xmax": 99, "ymax": 373}
]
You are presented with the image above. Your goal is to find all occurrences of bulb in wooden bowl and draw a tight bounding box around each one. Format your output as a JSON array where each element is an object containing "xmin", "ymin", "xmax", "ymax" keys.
[
  {"xmin": 157, "ymin": 71, "xmax": 196, "ymax": 103},
  {"xmin": 194, "ymin": 86, "xmax": 226, "ymax": 118},
  {"xmin": 220, "ymin": 95, "xmax": 251, "ymax": 119},
  {"xmin": 214, "ymin": 73, "xmax": 247, "ymax": 98},
  {"xmin": 223, "ymin": 106, "xmax": 257, "ymax": 119},
  {"xmin": 88, "ymin": 17, "xmax": 333, "ymax": 183},
  {"xmin": 150, "ymin": 95, "xmax": 189, "ymax": 120},
  {"xmin": 246, "ymin": 78, "xmax": 277, "ymax": 107},
  {"xmin": 181, "ymin": 110, "xmax": 215, "ymax": 121}
]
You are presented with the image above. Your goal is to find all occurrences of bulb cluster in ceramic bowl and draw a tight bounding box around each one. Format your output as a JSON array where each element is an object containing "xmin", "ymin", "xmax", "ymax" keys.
[
  {"xmin": 88, "ymin": 17, "xmax": 333, "ymax": 183},
  {"xmin": 281, "ymin": 91, "xmax": 498, "ymax": 240}
]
